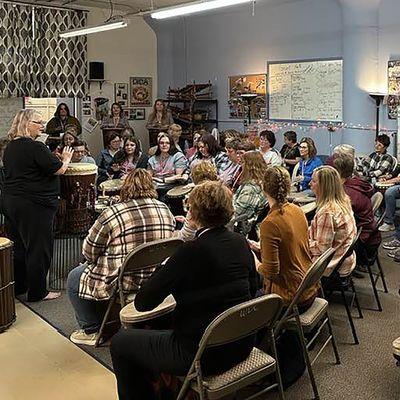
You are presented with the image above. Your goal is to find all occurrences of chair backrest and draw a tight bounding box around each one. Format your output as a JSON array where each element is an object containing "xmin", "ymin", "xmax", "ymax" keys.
[
  {"xmin": 292, "ymin": 162, "xmax": 300, "ymax": 182},
  {"xmin": 371, "ymin": 192, "xmax": 383, "ymax": 214},
  {"xmin": 391, "ymin": 155, "xmax": 398, "ymax": 173},
  {"xmin": 118, "ymin": 238, "xmax": 183, "ymax": 287},
  {"xmin": 197, "ymin": 294, "xmax": 283, "ymax": 352},
  {"xmin": 330, "ymin": 227, "xmax": 362, "ymax": 276}
]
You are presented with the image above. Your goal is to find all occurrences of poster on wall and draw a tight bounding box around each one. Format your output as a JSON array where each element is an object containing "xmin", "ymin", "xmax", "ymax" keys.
[
  {"xmin": 130, "ymin": 77, "xmax": 152, "ymax": 107},
  {"xmin": 114, "ymin": 83, "xmax": 129, "ymax": 107},
  {"xmin": 94, "ymin": 96, "xmax": 110, "ymax": 121},
  {"xmin": 388, "ymin": 61, "xmax": 400, "ymax": 119},
  {"xmin": 82, "ymin": 94, "xmax": 92, "ymax": 117},
  {"xmin": 228, "ymin": 74, "xmax": 266, "ymax": 119}
]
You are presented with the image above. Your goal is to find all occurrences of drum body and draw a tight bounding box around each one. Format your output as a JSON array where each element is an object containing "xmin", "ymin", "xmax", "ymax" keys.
[
  {"xmin": 375, "ymin": 182, "xmax": 394, "ymax": 195},
  {"xmin": 57, "ymin": 163, "xmax": 98, "ymax": 234},
  {"xmin": 0, "ymin": 238, "xmax": 15, "ymax": 333},
  {"xmin": 99, "ymin": 179, "xmax": 124, "ymax": 197}
]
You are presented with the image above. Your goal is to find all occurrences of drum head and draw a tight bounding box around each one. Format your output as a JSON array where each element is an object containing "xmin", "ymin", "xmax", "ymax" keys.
[
  {"xmin": 99, "ymin": 179, "xmax": 124, "ymax": 193},
  {"xmin": 65, "ymin": 163, "xmax": 98, "ymax": 176},
  {"xmin": 167, "ymin": 184, "xmax": 194, "ymax": 198},
  {"xmin": 376, "ymin": 182, "xmax": 394, "ymax": 188},
  {"xmin": 0, "ymin": 237, "xmax": 11, "ymax": 249}
]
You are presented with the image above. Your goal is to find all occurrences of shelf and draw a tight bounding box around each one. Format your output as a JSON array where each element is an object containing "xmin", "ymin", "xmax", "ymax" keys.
[
  {"xmin": 165, "ymin": 99, "xmax": 217, "ymax": 103},
  {"xmin": 174, "ymin": 117, "xmax": 218, "ymax": 125}
]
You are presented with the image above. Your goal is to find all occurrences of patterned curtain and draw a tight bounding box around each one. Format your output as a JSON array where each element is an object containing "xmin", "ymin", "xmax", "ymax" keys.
[
  {"xmin": 0, "ymin": 2, "xmax": 87, "ymax": 98},
  {"xmin": 0, "ymin": 3, "xmax": 36, "ymax": 97},
  {"xmin": 35, "ymin": 8, "xmax": 87, "ymax": 98}
]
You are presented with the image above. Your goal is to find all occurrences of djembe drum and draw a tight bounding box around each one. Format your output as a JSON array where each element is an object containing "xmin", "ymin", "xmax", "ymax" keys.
[
  {"xmin": 99, "ymin": 178, "xmax": 124, "ymax": 197},
  {"xmin": 0, "ymin": 237, "xmax": 15, "ymax": 333},
  {"xmin": 375, "ymin": 181, "xmax": 394, "ymax": 195},
  {"xmin": 56, "ymin": 163, "xmax": 98, "ymax": 234}
]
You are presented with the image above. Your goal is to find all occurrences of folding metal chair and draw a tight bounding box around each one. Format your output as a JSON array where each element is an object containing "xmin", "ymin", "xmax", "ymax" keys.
[
  {"xmin": 275, "ymin": 248, "xmax": 338, "ymax": 400},
  {"xmin": 176, "ymin": 294, "xmax": 286, "ymax": 400},
  {"xmin": 323, "ymin": 229, "xmax": 363, "ymax": 345},
  {"xmin": 95, "ymin": 237, "xmax": 183, "ymax": 347}
]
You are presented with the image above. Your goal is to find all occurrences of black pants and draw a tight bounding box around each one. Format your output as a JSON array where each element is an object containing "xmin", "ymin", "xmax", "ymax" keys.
[
  {"xmin": 3, "ymin": 194, "xmax": 57, "ymax": 302},
  {"xmin": 354, "ymin": 241, "xmax": 380, "ymax": 267},
  {"xmin": 110, "ymin": 329, "xmax": 194, "ymax": 400}
]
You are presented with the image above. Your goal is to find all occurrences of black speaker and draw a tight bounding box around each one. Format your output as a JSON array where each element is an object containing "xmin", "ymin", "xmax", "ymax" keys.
[{"xmin": 89, "ymin": 62, "xmax": 104, "ymax": 80}]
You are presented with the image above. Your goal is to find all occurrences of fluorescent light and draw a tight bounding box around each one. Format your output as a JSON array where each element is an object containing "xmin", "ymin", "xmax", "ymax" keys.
[
  {"xmin": 151, "ymin": 0, "xmax": 252, "ymax": 19},
  {"xmin": 59, "ymin": 21, "xmax": 128, "ymax": 38}
]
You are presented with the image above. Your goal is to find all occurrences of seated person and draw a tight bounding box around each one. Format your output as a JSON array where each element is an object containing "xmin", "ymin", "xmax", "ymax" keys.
[
  {"xmin": 71, "ymin": 140, "xmax": 96, "ymax": 164},
  {"xmin": 231, "ymin": 140, "xmax": 257, "ymax": 192},
  {"xmin": 67, "ymin": 169, "xmax": 175, "ymax": 345},
  {"xmin": 189, "ymin": 133, "xmax": 231, "ymax": 176},
  {"xmin": 357, "ymin": 134, "xmax": 395, "ymax": 181},
  {"xmin": 46, "ymin": 103, "xmax": 81, "ymax": 150},
  {"xmin": 220, "ymin": 137, "xmax": 241, "ymax": 186},
  {"xmin": 109, "ymin": 134, "xmax": 148, "ymax": 180},
  {"xmin": 185, "ymin": 130, "xmax": 204, "ymax": 159},
  {"xmin": 246, "ymin": 125, "xmax": 260, "ymax": 148},
  {"xmin": 169, "ymin": 123, "xmax": 187, "ymax": 153},
  {"xmin": 178, "ymin": 161, "xmax": 219, "ymax": 242},
  {"xmin": 101, "ymin": 102, "xmax": 130, "ymax": 130},
  {"xmin": 0, "ymin": 137, "xmax": 9, "ymax": 194},
  {"xmin": 53, "ymin": 125, "xmax": 77, "ymax": 157},
  {"xmin": 309, "ymin": 166, "xmax": 357, "ymax": 277},
  {"xmin": 233, "ymin": 151, "xmax": 268, "ymax": 230},
  {"xmin": 325, "ymin": 144, "xmax": 355, "ymax": 167},
  {"xmin": 258, "ymin": 130, "xmax": 282, "ymax": 167},
  {"xmin": 333, "ymin": 155, "xmax": 381, "ymax": 270},
  {"xmin": 250, "ymin": 166, "xmax": 317, "ymax": 310},
  {"xmin": 296, "ymin": 137, "xmax": 323, "ymax": 191},
  {"xmin": 148, "ymin": 133, "xmax": 188, "ymax": 181},
  {"xmin": 280, "ymin": 130, "xmax": 300, "ymax": 175},
  {"xmin": 96, "ymin": 131, "xmax": 122, "ymax": 184},
  {"xmin": 110, "ymin": 180, "xmax": 258, "ymax": 399}
]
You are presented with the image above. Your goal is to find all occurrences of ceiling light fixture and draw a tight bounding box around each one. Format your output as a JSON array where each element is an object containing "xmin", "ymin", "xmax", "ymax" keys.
[
  {"xmin": 59, "ymin": 20, "xmax": 128, "ymax": 38},
  {"xmin": 151, "ymin": 0, "xmax": 253, "ymax": 20}
]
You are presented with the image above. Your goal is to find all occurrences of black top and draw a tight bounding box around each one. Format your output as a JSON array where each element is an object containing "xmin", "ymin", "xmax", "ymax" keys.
[
  {"xmin": 3, "ymin": 138, "xmax": 63, "ymax": 207},
  {"xmin": 135, "ymin": 227, "xmax": 258, "ymax": 373},
  {"xmin": 280, "ymin": 143, "xmax": 300, "ymax": 174}
]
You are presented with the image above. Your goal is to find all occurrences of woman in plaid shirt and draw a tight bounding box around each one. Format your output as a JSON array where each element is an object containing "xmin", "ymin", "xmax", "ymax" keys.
[
  {"xmin": 309, "ymin": 166, "xmax": 357, "ymax": 277},
  {"xmin": 67, "ymin": 169, "xmax": 175, "ymax": 345}
]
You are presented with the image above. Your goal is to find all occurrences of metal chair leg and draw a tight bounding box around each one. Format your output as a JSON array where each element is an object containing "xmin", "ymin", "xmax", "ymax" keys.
[
  {"xmin": 376, "ymin": 255, "xmax": 389, "ymax": 293},
  {"xmin": 367, "ymin": 264, "xmax": 383, "ymax": 311},
  {"xmin": 270, "ymin": 329, "xmax": 286, "ymax": 400},
  {"xmin": 295, "ymin": 310, "xmax": 320, "ymax": 400},
  {"xmin": 349, "ymin": 278, "xmax": 363, "ymax": 319},
  {"xmin": 339, "ymin": 287, "xmax": 359, "ymax": 345},
  {"xmin": 326, "ymin": 311, "xmax": 341, "ymax": 365},
  {"xmin": 95, "ymin": 294, "xmax": 116, "ymax": 347}
]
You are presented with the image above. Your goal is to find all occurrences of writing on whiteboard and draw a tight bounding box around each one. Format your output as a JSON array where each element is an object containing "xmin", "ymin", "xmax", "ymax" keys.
[{"xmin": 268, "ymin": 60, "xmax": 343, "ymax": 122}]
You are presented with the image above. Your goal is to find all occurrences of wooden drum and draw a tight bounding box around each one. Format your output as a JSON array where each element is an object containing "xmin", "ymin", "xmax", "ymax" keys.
[
  {"xmin": 0, "ymin": 238, "xmax": 15, "ymax": 333},
  {"xmin": 57, "ymin": 163, "xmax": 98, "ymax": 234},
  {"xmin": 375, "ymin": 181, "xmax": 394, "ymax": 195},
  {"xmin": 99, "ymin": 179, "xmax": 124, "ymax": 196}
]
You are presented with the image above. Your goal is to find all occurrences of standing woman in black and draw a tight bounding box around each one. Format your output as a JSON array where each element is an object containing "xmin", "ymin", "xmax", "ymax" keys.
[{"xmin": 2, "ymin": 109, "xmax": 74, "ymax": 301}]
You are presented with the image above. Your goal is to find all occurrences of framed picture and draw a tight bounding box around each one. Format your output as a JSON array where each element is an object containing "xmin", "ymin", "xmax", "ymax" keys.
[
  {"xmin": 115, "ymin": 83, "xmax": 129, "ymax": 106},
  {"xmin": 388, "ymin": 61, "xmax": 400, "ymax": 119},
  {"xmin": 130, "ymin": 77, "xmax": 152, "ymax": 107},
  {"xmin": 228, "ymin": 74, "xmax": 266, "ymax": 119},
  {"xmin": 130, "ymin": 108, "xmax": 146, "ymax": 120}
]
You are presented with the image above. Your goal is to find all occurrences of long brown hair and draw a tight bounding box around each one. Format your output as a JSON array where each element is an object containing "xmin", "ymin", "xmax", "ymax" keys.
[
  {"xmin": 262, "ymin": 166, "xmax": 291, "ymax": 213},
  {"xmin": 240, "ymin": 151, "xmax": 267, "ymax": 185},
  {"xmin": 120, "ymin": 169, "xmax": 157, "ymax": 202}
]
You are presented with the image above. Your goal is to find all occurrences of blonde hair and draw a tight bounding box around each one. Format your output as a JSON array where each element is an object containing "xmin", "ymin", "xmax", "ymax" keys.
[
  {"xmin": 333, "ymin": 144, "xmax": 355, "ymax": 159},
  {"xmin": 241, "ymin": 151, "xmax": 267, "ymax": 185},
  {"xmin": 191, "ymin": 161, "xmax": 218, "ymax": 185},
  {"xmin": 168, "ymin": 124, "xmax": 182, "ymax": 133},
  {"xmin": 313, "ymin": 166, "xmax": 352, "ymax": 213},
  {"xmin": 8, "ymin": 109, "xmax": 42, "ymax": 140},
  {"xmin": 120, "ymin": 169, "xmax": 157, "ymax": 202},
  {"xmin": 262, "ymin": 166, "xmax": 291, "ymax": 213},
  {"xmin": 188, "ymin": 181, "xmax": 234, "ymax": 227}
]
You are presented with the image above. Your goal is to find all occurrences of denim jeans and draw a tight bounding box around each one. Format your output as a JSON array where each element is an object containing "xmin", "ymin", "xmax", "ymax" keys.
[
  {"xmin": 67, "ymin": 263, "xmax": 108, "ymax": 334},
  {"xmin": 383, "ymin": 185, "xmax": 400, "ymax": 225}
]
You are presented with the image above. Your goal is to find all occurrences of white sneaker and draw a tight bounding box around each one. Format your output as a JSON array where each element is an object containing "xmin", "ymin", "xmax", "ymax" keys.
[
  {"xmin": 379, "ymin": 223, "xmax": 395, "ymax": 232},
  {"xmin": 70, "ymin": 329, "xmax": 98, "ymax": 346}
]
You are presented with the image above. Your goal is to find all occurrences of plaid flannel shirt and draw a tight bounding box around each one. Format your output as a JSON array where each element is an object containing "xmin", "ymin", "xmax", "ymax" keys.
[
  {"xmin": 358, "ymin": 151, "xmax": 395, "ymax": 179},
  {"xmin": 189, "ymin": 151, "xmax": 232, "ymax": 176},
  {"xmin": 233, "ymin": 181, "xmax": 268, "ymax": 221},
  {"xmin": 309, "ymin": 204, "xmax": 357, "ymax": 277},
  {"xmin": 78, "ymin": 198, "xmax": 175, "ymax": 300}
]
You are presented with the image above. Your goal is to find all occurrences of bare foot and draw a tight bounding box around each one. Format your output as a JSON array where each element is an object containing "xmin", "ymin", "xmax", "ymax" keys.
[{"xmin": 43, "ymin": 292, "xmax": 62, "ymax": 301}]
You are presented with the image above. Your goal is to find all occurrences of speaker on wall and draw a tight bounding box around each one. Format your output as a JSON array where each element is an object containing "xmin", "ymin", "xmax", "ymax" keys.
[{"xmin": 89, "ymin": 62, "xmax": 104, "ymax": 80}]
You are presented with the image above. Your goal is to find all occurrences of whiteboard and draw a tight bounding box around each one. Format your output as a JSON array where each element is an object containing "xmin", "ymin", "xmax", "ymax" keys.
[{"xmin": 268, "ymin": 59, "xmax": 343, "ymax": 122}]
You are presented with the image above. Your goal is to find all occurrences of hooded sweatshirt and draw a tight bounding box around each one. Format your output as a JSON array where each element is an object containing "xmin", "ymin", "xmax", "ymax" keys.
[{"xmin": 344, "ymin": 176, "xmax": 381, "ymax": 246}]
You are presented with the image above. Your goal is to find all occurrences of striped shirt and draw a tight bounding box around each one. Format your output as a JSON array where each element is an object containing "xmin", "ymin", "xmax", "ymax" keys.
[
  {"xmin": 78, "ymin": 198, "xmax": 175, "ymax": 300},
  {"xmin": 358, "ymin": 151, "xmax": 395, "ymax": 179}
]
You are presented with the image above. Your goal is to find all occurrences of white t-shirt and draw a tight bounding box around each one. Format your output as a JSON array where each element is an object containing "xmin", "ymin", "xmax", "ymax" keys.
[{"xmin": 261, "ymin": 148, "xmax": 282, "ymax": 167}]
